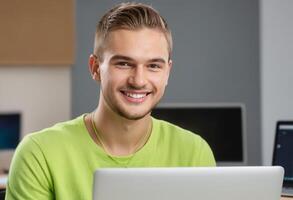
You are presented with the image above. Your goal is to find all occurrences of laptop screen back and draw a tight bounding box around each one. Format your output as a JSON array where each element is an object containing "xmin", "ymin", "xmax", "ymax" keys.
[
  {"xmin": 272, "ymin": 121, "xmax": 293, "ymax": 187},
  {"xmin": 93, "ymin": 167, "xmax": 284, "ymax": 200}
]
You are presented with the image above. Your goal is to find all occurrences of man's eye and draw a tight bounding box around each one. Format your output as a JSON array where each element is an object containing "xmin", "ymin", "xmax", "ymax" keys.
[
  {"xmin": 116, "ymin": 62, "xmax": 132, "ymax": 68},
  {"xmin": 148, "ymin": 64, "xmax": 161, "ymax": 70}
]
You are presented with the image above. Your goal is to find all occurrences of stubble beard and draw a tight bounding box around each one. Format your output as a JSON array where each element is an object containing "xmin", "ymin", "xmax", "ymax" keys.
[{"xmin": 102, "ymin": 90, "xmax": 161, "ymax": 121}]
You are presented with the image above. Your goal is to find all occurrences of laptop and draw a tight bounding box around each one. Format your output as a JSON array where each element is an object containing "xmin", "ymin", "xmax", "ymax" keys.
[
  {"xmin": 93, "ymin": 167, "xmax": 284, "ymax": 200},
  {"xmin": 272, "ymin": 121, "xmax": 293, "ymax": 197}
]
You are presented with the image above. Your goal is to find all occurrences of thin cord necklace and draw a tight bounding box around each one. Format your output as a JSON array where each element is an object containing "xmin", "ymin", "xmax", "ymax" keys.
[{"xmin": 90, "ymin": 111, "xmax": 152, "ymax": 158}]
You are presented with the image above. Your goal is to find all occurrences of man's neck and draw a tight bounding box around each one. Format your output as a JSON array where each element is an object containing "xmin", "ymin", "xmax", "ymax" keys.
[{"xmin": 88, "ymin": 104, "xmax": 152, "ymax": 156}]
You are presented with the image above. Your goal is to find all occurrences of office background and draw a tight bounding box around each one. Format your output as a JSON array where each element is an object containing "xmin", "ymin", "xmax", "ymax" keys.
[{"xmin": 0, "ymin": 0, "xmax": 292, "ymax": 166}]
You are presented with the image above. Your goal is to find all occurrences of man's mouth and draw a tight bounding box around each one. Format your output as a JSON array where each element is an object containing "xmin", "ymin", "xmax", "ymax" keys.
[
  {"xmin": 125, "ymin": 92, "xmax": 147, "ymax": 99},
  {"xmin": 120, "ymin": 91, "xmax": 151, "ymax": 102}
]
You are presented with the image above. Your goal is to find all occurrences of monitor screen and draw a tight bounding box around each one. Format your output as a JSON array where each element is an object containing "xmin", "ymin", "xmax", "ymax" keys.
[
  {"xmin": 0, "ymin": 113, "xmax": 21, "ymax": 149},
  {"xmin": 151, "ymin": 104, "xmax": 245, "ymax": 164},
  {"xmin": 272, "ymin": 122, "xmax": 293, "ymax": 186}
]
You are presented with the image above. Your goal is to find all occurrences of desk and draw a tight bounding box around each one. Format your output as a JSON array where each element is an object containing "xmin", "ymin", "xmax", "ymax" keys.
[{"xmin": 282, "ymin": 197, "xmax": 293, "ymax": 200}]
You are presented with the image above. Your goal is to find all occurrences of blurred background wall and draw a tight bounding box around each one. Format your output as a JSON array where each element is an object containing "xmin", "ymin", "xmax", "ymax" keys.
[
  {"xmin": 260, "ymin": 0, "xmax": 293, "ymax": 165},
  {"xmin": 0, "ymin": 0, "xmax": 74, "ymax": 137},
  {"xmin": 0, "ymin": 0, "xmax": 73, "ymax": 170}
]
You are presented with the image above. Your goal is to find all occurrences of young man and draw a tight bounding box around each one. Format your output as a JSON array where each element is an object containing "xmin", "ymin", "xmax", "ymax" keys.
[{"xmin": 6, "ymin": 3, "xmax": 215, "ymax": 200}]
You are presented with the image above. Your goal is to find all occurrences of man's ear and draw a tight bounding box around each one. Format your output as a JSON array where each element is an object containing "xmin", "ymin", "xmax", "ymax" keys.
[
  {"xmin": 89, "ymin": 54, "xmax": 101, "ymax": 81},
  {"xmin": 165, "ymin": 59, "xmax": 173, "ymax": 86}
]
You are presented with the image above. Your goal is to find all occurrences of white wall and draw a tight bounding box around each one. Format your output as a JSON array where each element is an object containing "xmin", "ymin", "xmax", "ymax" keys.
[
  {"xmin": 260, "ymin": 0, "xmax": 293, "ymax": 165},
  {"xmin": 0, "ymin": 66, "xmax": 71, "ymax": 170}
]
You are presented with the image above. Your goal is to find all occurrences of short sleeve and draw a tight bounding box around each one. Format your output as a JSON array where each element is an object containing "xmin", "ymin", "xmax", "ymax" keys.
[
  {"xmin": 5, "ymin": 135, "xmax": 54, "ymax": 200},
  {"xmin": 197, "ymin": 138, "xmax": 216, "ymax": 167}
]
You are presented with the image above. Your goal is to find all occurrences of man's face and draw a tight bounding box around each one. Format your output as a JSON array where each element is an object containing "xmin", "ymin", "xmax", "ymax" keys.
[{"xmin": 96, "ymin": 28, "xmax": 172, "ymax": 120}]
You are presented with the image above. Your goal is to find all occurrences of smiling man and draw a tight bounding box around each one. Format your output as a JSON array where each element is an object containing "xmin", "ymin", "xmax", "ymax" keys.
[{"xmin": 6, "ymin": 3, "xmax": 215, "ymax": 200}]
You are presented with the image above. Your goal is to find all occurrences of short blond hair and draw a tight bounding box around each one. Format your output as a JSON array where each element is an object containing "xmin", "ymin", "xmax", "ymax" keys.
[{"xmin": 94, "ymin": 2, "xmax": 172, "ymax": 60}]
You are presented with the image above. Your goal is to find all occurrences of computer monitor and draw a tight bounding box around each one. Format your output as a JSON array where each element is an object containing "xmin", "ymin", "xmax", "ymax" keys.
[
  {"xmin": 272, "ymin": 121, "xmax": 293, "ymax": 195},
  {"xmin": 151, "ymin": 103, "xmax": 246, "ymax": 165},
  {"xmin": 0, "ymin": 113, "xmax": 21, "ymax": 172}
]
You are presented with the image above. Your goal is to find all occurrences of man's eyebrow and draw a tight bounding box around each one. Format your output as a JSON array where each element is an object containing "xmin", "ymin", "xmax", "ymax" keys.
[
  {"xmin": 148, "ymin": 58, "xmax": 166, "ymax": 64},
  {"xmin": 110, "ymin": 55, "xmax": 134, "ymax": 61},
  {"xmin": 110, "ymin": 55, "xmax": 166, "ymax": 63}
]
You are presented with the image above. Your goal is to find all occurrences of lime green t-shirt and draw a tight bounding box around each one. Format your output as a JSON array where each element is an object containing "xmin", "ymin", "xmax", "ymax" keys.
[{"xmin": 6, "ymin": 115, "xmax": 215, "ymax": 200}]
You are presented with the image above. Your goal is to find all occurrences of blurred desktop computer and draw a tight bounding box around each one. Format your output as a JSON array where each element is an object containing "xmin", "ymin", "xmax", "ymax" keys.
[
  {"xmin": 152, "ymin": 103, "xmax": 246, "ymax": 166},
  {"xmin": 0, "ymin": 113, "xmax": 21, "ymax": 173}
]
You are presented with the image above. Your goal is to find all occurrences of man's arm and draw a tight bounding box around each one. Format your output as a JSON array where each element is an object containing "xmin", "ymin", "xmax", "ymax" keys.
[{"xmin": 5, "ymin": 136, "xmax": 53, "ymax": 200}]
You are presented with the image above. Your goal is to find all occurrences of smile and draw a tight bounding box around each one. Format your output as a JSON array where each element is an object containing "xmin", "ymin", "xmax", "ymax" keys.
[
  {"xmin": 125, "ymin": 92, "xmax": 147, "ymax": 99},
  {"xmin": 121, "ymin": 91, "xmax": 151, "ymax": 103}
]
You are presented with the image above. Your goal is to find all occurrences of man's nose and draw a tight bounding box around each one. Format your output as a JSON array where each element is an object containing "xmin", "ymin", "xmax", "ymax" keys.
[{"xmin": 128, "ymin": 66, "xmax": 147, "ymax": 88}]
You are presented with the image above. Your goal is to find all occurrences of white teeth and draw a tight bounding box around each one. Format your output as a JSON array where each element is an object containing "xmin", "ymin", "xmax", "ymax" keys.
[{"xmin": 126, "ymin": 93, "xmax": 146, "ymax": 99}]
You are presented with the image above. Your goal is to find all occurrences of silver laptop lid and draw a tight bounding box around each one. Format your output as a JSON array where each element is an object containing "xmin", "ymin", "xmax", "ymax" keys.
[
  {"xmin": 273, "ymin": 121, "xmax": 293, "ymax": 189},
  {"xmin": 93, "ymin": 167, "xmax": 284, "ymax": 200}
]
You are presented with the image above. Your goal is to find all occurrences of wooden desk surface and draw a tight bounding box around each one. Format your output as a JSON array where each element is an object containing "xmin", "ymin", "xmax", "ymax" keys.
[{"xmin": 282, "ymin": 197, "xmax": 293, "ymax": 200}]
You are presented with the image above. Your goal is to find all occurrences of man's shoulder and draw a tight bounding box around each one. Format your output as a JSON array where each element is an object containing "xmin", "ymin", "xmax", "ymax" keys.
[
  {"xmin": 24, "ymin": 115, "xmax": 85, "ymax": 147},
  {"xmin": 152, "ymin": 117, "xmax": 203, "ymax": 142},
  {"xmin": 151, "ymin": 117, "xmax": 216, "ymax": 166}
]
